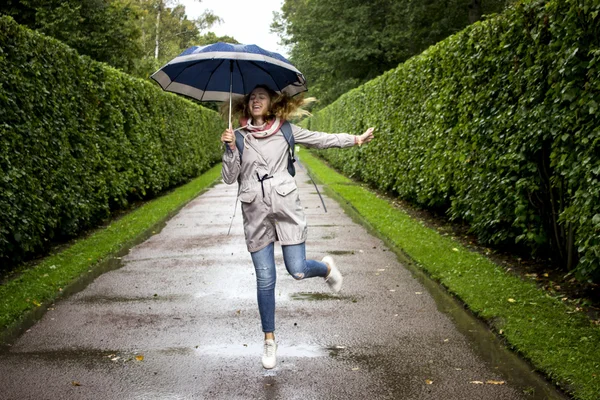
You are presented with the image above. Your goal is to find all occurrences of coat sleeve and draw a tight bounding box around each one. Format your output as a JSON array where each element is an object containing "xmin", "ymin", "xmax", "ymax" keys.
[
  {"xmin": 221, "ymin": 144, "xmax": 241, "ymax": 184},
  {"xmin": 290, "ymin": 124, "xmax": 356, "ymax": 149}
]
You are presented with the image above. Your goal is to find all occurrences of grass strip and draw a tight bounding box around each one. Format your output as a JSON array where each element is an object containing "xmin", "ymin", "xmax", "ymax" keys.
[
  {"xmin": 0, "ymin": 164, "xmax": 222, "ymax": 333},
  {"xmin": 299, "ymin": 150, "xmax": 600, "ymax": 400}
]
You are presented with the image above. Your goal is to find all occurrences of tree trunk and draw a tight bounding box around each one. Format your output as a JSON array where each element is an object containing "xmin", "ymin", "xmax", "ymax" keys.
[
  {"xmin": 468, "ymin": 0, "xmax": 482, "ymax": 24},
  {"xmin": 154, "ymin": 1, "xmax": 162, "ymax": 59}
]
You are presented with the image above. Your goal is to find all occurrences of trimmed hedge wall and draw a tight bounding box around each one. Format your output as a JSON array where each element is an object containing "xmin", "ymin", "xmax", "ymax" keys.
[
  {"xmin": 306, "ymin": 0, "xmax": 600, "ymax": 281},
  {"xmin": 0, "ymin": 16, "xmax": 224, "ymax": 266}
]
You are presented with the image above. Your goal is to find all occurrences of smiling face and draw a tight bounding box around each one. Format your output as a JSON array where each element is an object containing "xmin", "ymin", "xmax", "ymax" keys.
[{"xmin": 248, "ymin": 87, "xmax": 272, "ymax": 123}]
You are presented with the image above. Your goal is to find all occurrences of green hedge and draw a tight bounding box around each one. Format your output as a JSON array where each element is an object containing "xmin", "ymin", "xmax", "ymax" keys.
[
  {"xmin": 306, "ymin": 0, "xmax": 600, "ymax": 281},
  {"xmin": 0, "ymin": 16, "xmax": 224, "ymax": 266}
]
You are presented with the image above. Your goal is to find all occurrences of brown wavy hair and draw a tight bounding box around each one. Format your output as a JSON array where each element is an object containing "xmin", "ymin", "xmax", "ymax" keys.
[{"xmin": 221, "ymin": 84, "xmax": 314, "ymax": 126}]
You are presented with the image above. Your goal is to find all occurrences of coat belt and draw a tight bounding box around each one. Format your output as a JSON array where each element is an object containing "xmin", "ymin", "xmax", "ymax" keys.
[{"xmin": 256, "ymin": 173, "xmax": 273, "ymax": 198}]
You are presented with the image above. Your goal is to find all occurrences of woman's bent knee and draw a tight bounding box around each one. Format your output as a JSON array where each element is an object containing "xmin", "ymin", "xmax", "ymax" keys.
[{"xmin": 292, "ymin": 272, "xmax": 305, "ymax": 280}]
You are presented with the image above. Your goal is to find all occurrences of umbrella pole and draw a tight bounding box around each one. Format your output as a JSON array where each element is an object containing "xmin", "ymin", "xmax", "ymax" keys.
[{"xmin": 228, "ymin": 60, "xmax": 233, "ymax": 131}]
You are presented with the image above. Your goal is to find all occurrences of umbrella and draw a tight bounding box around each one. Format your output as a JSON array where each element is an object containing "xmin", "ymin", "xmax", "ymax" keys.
[{"xmin": 150, "ymin": 42, "xmax": 307, "ymax": 129}]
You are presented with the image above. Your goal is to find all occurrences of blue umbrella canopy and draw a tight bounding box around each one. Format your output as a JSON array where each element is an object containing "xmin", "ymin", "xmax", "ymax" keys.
[{"xmin": 150, "ymin": 42, "xmax": 307, "ymax": 102}]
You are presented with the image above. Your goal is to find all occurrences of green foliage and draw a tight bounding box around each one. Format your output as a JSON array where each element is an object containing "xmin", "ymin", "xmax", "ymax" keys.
[
  {"xmin": 273, "ymin": 0, "xmax": 512, "ymax": 107},
  {"xmin": 0, "ymin": 0, "xmax": 238, "ymax": 79},
  {"xmin": 0, "ymin": 0, "xmax": 144, "ymax": 74},
  {"xmin": 0, "ymin": 16, "xmax": 224, "ymax": 267},
  {"xmin": 305, "ymin": 0, "xmax": 600, "ymax": 282}
]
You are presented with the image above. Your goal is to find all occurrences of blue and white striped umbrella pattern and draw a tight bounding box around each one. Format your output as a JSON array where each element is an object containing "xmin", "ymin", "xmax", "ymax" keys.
[{"xmin": 151, "ymin": 42, "xmax": 307, "ymax": 102}]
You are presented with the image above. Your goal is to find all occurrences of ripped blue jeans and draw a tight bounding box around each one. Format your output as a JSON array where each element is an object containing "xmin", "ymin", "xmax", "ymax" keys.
[{"xmin": 250, "ymin": 242, "xmax": 328, "ymax": 333}]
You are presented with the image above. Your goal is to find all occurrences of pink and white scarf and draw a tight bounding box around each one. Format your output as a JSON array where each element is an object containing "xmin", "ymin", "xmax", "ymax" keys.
[{"xmin": 239, "ymin": 117, "xmax": 284, "ymax": 139}]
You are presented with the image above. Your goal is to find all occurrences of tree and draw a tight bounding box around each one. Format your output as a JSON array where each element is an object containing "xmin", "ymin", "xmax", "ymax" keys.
[
  {"xmin": 133, "ymin": 0, "xmax": 237, "ymax": 79},
  {"xmin": 273, "ymin": 0, "xmax": 512, "ymax": 107},
  {"xmin": 0, "ymin": 0, "xmax": 238, "ymax": 78},
  {"xmin": 0, "ymin": 0, "xmax": 144, "ymax": 74}
]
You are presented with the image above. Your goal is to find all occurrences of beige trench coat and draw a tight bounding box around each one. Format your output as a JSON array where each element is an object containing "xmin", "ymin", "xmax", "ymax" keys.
[{"xmin": 222, "ymin": 123, "xmax": 355, "ymax": 252}]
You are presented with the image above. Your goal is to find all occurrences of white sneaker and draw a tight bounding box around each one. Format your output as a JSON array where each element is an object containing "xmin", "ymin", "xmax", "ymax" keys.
[
  {"xmin": 262, "ymin": 339, "xmax": 277, "ymax": 369},
  {"xmin": 323, "ymin": 256, "xmax": 343, "ymax": 293}
]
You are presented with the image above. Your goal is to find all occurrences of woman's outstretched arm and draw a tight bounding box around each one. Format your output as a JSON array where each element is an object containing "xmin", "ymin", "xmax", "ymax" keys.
[{"xmin": 292, "ymin": 125, "xmax": 375, "ymax": 149}]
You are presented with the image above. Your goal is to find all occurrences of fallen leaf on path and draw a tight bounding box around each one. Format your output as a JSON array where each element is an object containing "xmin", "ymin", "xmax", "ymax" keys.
[
  {"xmin": 486, "ymin": 380, "xmax": 505, "ymax": 385},
  {"xmin": 71, "ymin": 381, "xmax": 81, "ymax": 386},
  {"xmin": 425, "ymin": 379, "xmax": 433, "ymax": 385},
  {"xmin": 135, "ymin": 355, "xmax": 144, "ymax": 361},
  {"xmin": 470, "ymin": 381, "xmax": 484, "ymax": 384},
  {"xmin": 351, "ymin": 367, "xmax": 360, "ymax": 371},
  {"xmin": 443, "ymin": 339, "xmax": 450, "ymax": 342}
]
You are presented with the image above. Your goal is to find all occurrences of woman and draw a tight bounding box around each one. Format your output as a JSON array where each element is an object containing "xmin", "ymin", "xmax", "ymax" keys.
[{"xmin": 220, "ymin": 85, "xmax": 374, "ymax": 369}]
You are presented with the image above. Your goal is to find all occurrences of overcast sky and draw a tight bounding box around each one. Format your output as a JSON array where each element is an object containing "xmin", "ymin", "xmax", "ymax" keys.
[{"xmin": 178, "ymin": 0, "xmax": 289, "ymax": 57}]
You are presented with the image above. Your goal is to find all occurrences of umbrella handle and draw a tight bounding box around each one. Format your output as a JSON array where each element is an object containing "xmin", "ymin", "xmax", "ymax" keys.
[{"xmin": 228, "ymin": 60, "xmax": 233, "ymax": 133}]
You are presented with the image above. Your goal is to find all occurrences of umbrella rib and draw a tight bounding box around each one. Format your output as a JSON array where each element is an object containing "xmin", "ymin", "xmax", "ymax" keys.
[
  {"xmin": 200, "ymin": 59, "xmax": 227, "ymax": 101},
  {"xmin": 237, "ymin": 59, "xmax": 247, "ymax": 96},
  {"xmin": 160, "ymin": 59, "xmax": 223, "ymax": 101},
  {"xmin": 162, "ymin": 59, "xmax": 206, "ymax": 89},
  {"xmin": 247, "ymin": 60, "xmax": 284, "ymax": 92}
]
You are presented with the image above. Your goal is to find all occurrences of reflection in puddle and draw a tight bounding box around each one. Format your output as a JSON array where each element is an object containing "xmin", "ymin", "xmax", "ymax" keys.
[
  {"xmin": 129, "ymin": 393, "xmax": 187, "ymax": 400},
  {"xmin": 326, "ymin": 345, "xmax": 347, "ymax": 358},
  {"xmin": 195, "ymin": 343, "xmax": 327, "ymax": 358}
]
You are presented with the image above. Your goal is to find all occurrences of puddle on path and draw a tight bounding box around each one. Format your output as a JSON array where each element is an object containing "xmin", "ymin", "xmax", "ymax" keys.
[
  {"xmin": 288, "ymin": 292, "xmax": 357, "ymax": 303},
  {"xmin": 195, "ymin": 343, "xmax": 327, "ymax": 358},
  {"xmin": 128, "ymin": 393, "xmax": 187, "ymax": 400},
  {"xmin": 289, "ymin": 292, "xmax": 339, "ymax": 301},
  {"xmin": 327, "ymin": 250, "xmax": 355, "ymax": 256},
  {"xmin": 75, "ymin": 294, "xmax": 188, "ymax": 304}
]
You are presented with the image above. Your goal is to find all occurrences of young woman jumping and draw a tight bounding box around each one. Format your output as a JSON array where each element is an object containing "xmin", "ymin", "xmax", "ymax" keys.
[{"xmin": 220, "ymin": 85, "xmax": 374, "ymax": 369}]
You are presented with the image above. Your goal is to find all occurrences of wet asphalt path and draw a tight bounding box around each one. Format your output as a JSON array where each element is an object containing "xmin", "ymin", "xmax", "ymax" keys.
[{"xmin": 0, "ymin": 163, "xmax": 559, "ymax": 399}]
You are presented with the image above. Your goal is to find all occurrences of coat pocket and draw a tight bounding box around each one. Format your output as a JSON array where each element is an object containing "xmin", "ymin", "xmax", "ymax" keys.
[
  {"xmin": 239, "ymin": 191, "xmax": 257, "ymax": 203},
  {"xmin": 275, "ymin": 182, "xmax": 298, "ymax": 197}
]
